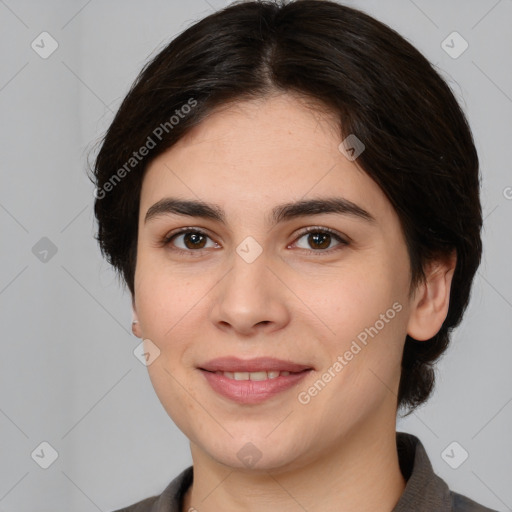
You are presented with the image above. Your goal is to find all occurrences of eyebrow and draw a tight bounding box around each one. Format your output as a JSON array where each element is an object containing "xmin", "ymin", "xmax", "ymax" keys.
[{"xmin": 144, "ymin": 196, "xmax": 376, "ymax": 226}]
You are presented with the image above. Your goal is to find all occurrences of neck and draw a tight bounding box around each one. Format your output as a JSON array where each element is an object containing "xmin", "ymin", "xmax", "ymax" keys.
[{"xmin": 182, "ymin": 416, "xmax": 406, "ymax": 512}]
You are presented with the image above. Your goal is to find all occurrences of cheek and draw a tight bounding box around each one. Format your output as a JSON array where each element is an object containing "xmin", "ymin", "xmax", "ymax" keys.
[
  {"xmin": 145, "ymin": 356, "xmax": 206, "ymax": 445},
  {"xmin": 135, "ymin": 270, "xmax": 208, "ymax": 433},
  {"xmin": 134, "ymin": 250, "xmax": 196, "ymax": 336},
  {"xmin": 308, "ymin": 263, "xmax": 399, "ymax": 339},
  {"xmin": 306, "ymin": 258, "xmax": 408, "ymax": 388}
]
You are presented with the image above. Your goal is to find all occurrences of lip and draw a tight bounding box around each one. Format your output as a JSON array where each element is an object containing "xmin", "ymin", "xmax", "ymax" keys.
[
  {"xmin": 198, "ymin": 357, "xmax": 313, "ymax": 405},
  {"xmin": 199, "ymin": 356, "xmax": 313, "ymax": 373}
]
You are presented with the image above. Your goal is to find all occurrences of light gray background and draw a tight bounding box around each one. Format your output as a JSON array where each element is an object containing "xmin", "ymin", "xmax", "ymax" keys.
[{"xmin": 0, "ymin": 0, "xmax": 511, "ymax": 511}]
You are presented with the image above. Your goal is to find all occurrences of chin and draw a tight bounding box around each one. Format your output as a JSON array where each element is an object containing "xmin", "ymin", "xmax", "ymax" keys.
[{"xmin": 194, "ymin": 432, "xmax": 312, "ymax": 474}]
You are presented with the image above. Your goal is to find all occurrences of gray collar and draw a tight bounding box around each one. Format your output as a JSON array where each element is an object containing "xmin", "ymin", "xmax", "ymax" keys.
[{"xmin": 145, "ymin": 432, "xmax": 493, "ymax": 512}]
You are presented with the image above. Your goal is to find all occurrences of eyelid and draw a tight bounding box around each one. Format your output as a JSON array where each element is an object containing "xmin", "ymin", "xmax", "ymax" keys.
[
  {"xmin": 162, "ymin": 226, "xmax": 215, "ymax": 244},
  {"xmin": 292, "ymin": 226, "xmax": 349, "ymax": 245},
  {"xmin": 160, "ymin": 226, "xmax": 219, "ymax": 254},
  {"xmin": 160, "ymin": 225, "xmax": 350, "ymax": 254}
]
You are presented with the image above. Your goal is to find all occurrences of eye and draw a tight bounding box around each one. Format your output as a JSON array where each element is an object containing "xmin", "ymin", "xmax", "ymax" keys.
[
  {"xmin": 292, "ymin": 226, "xmax": 348, "ymax": 253},
  {"xmin": 161, "ymin": 226, "xmax": 349, "ymax": 256},
  {"xmin": 162, "ymin": 228, "xmax": 218, "ymax": 255}
]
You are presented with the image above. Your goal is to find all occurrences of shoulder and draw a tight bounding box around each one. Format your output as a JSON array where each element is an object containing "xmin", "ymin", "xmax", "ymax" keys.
[
  {"xmin": 394, "ymin": 432, "xmax": 499, "ymax": 512},
  {"xmin": 450, "ymin": 490, "xmax": 500, "ymax": 512},
  {"xmin": 111, "ymin": 495, "xmax": 159, "ymax": 512},
  {"xmin": 110, "ymin": 466, "xmax": 193, "ymax": 512}
]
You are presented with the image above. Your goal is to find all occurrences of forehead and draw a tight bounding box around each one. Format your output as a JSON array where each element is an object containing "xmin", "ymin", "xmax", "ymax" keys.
[
  {"xmin": 171, "ymin": 93, "xmax": 341, "ymax": 160},
  {"xmin": 140, "ymin": 94, "xmax": 394, "ymax": 224}
]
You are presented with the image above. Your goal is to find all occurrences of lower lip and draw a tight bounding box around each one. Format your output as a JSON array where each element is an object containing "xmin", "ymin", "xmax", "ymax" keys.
[{"xmin": 200, "ymin": 370, "xmax": 311, "ymax": 404}]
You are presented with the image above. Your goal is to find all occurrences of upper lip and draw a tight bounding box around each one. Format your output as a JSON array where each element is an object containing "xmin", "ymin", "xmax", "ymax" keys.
[{"xmin": 199, "ymin": 357, "xmax": 313, "ymax": 373}]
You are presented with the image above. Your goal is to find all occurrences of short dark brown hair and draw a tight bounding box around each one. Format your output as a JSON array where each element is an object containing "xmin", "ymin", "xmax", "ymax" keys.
[{"xmin": 89, "ymin": 0, "xmax": 482, "ymax": 416}]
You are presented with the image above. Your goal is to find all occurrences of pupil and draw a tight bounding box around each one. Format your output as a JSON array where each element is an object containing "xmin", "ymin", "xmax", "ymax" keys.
[
  {"xmin": 185, "ymin": 232, "xmax": 205, "ymax": 249},
  {"xmin": 310, "ymin": 232, "xmax": 330, "ymax": 249}
]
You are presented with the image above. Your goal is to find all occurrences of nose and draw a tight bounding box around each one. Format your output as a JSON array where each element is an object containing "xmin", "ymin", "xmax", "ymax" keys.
[{"xmin": 209, "ymin": 248, "xmax": 291, "ymax": 337}]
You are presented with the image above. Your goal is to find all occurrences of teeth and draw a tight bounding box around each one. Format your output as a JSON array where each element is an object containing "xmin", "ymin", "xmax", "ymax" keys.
[
  {"xmin": 246, "ymin": 371, "xmax": 266, "ymax": 381},
  {"xmin": 216, "ymin": 370, "xmax": 295, "ymax": 380}
]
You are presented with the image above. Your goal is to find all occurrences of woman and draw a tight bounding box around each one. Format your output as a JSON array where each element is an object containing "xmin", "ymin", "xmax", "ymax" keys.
[{"xmin": 91, "ymin": 1, "xmax": 496, "ymax": 510}]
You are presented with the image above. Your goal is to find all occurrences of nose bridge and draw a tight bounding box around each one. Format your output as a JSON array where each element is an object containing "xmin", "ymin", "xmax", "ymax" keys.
[
  {"xmin": 228, "ymin": 236, "xmax": 273, "ymax": 299},
  {"xmin": 210, "ymin": 236, "xmax": 290, "ymax": 332},
  {"xmin": 235, "ymin": 234, "xmax": 265, "ymax": 267}
]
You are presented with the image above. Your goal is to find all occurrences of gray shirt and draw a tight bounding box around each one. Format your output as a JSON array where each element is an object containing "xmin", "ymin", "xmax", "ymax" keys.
[{"xmin": 113, "ymin": 432, "xmax": 498, "ymax": 512}]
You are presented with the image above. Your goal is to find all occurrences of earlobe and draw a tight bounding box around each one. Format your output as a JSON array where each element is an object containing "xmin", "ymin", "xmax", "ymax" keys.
[
  {"xmin": 131, "ymin": 306, "xmax": 142, "ymax": 338},
  {"xmin": 407, "ymin": 251, "xmax": 457, "ymax": 341}
]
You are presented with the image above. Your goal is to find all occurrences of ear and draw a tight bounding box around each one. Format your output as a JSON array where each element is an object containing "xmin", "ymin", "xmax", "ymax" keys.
[
  {"xmin": 131, "ymin": 299, "xmax": 142, "ymax": 338},
  {"xmin": 407, "ymin": 251, "xmax": 457, "ymax": 341}
]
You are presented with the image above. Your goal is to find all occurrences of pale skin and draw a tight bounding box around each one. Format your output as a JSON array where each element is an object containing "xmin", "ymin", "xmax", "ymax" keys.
[{"xmin": 131, "ymin": 92, "xmax": 456, "ymax": 512}]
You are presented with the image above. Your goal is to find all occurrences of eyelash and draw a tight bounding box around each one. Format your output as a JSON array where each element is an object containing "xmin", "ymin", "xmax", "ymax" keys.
[{"xmin": 160, "ymin": 226, "xmax": 349, "ymax": 257}]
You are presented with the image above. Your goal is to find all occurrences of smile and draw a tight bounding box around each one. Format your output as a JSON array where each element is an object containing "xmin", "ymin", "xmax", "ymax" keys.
[
  {"xmin": 198, "ymin": 357, "xmax": 313, "ymax": 404},
  {"xmin": 214, "ymin": 370, "xmax": 292, "ymax": 380}
]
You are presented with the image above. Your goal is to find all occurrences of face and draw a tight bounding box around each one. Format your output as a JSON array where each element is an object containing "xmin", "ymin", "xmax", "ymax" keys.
[{"xmin": 133, "ymin": 93, "xmax": 416, "ymax": 472}]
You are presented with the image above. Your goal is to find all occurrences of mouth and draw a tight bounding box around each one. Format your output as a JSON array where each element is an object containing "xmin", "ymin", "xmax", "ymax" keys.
[
  {"xmin": 207, "ymin": 369, "xmax": 298, "ymax": 381},
  {"xmin": 199, "ymin": 356, "xmax": 313, "ymax": 373},
  {"xmin": 198, "ymin": 357, "xmax": 313, "ymax": 404}
]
